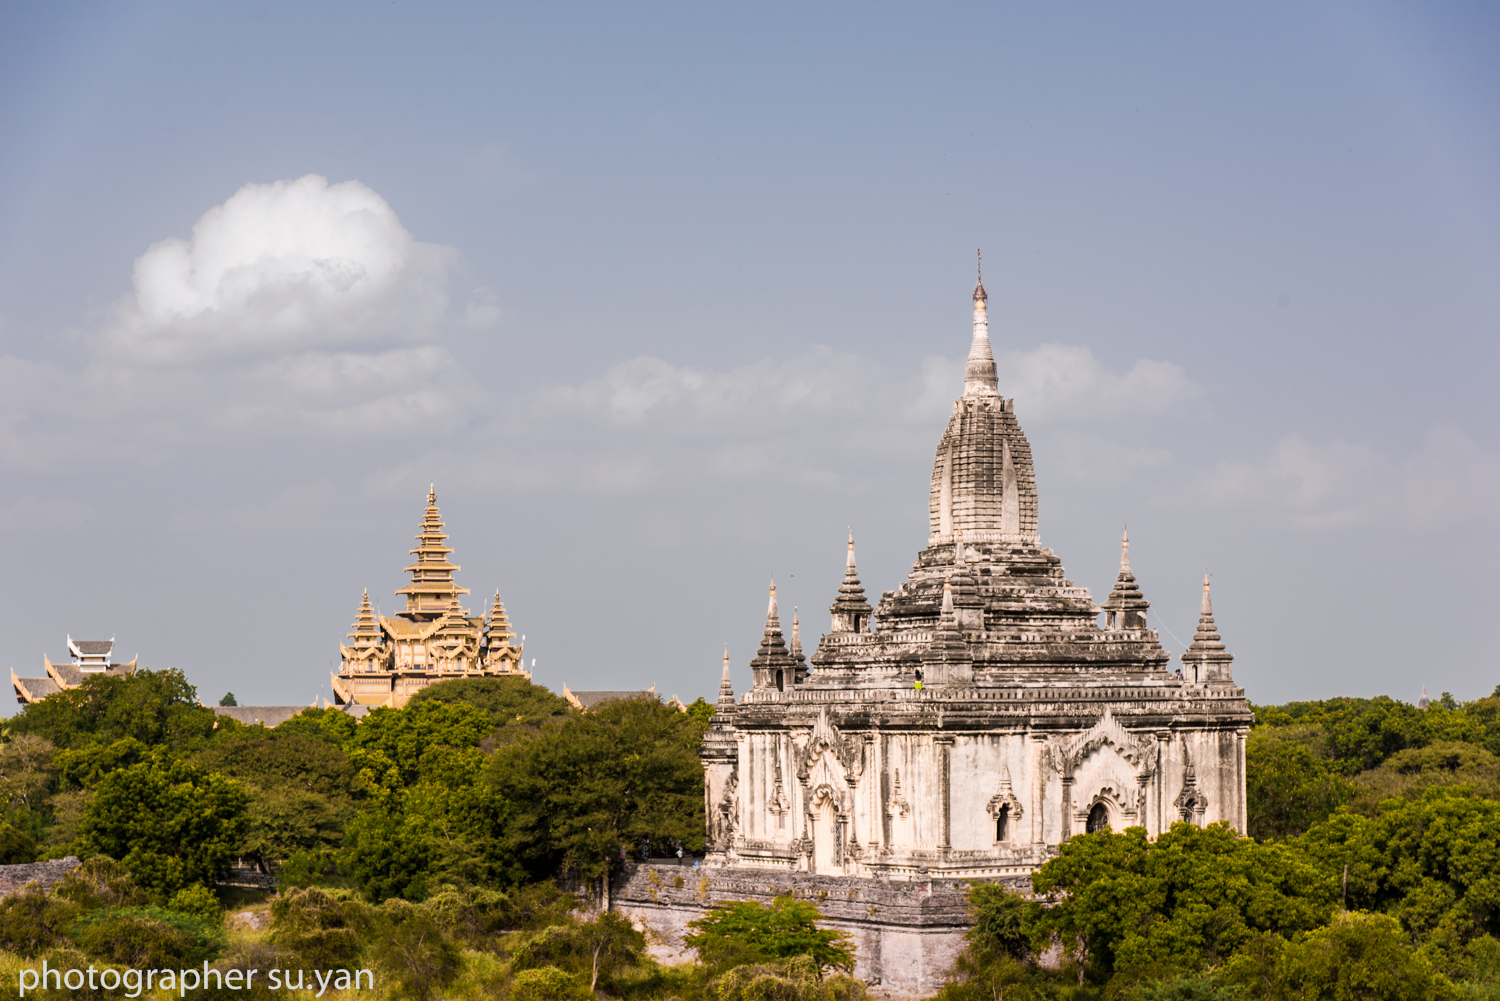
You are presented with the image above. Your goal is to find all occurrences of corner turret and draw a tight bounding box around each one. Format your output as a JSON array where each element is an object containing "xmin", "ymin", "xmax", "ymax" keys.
[
  {"xmin": 1100, "ymin": 527, "xmax": 1151, "ymax": 630},
  {"xmin": 750, "ymin": 581, "xmax": 799, "ymax": 692},
  {"xmin": 829, "ymin": 532, "xmax": 873, "ymax": 633},
  {"xmin": 1179, "ymin": 573, "xmax": 1235, "ymax": 684}
]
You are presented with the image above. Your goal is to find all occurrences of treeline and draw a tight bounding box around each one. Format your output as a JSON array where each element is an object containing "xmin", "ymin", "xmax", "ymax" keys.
[
  {"xmin": 937, "ymin": 687, "xmax": 1500, "ymax": 999},
  {"xmin": 0, "ymin": 670, "xmax": 709, "ymax": 901},
  {"xmin": 4, "ymin": 674, "xmax": 1500, "ymax": 1000}
]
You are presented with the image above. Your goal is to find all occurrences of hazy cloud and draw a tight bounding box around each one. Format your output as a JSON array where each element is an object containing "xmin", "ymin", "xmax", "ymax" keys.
[{"xmin": 1195, "ymin": 424, "xmax": 1500, "ymax": 529}]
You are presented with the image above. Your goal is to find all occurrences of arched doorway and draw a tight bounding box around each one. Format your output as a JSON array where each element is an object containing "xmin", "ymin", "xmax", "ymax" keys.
[
  {"xmin": 995, "ymin": 804, "xmax": 1011, "ymax": 843},
  {"xmin": 1086, "ymin": 802, "xmax": 1110, "ymax": 834},
  {"xmin": 810, "ymin": 793, "xmax": 838, "ymax": 873}
]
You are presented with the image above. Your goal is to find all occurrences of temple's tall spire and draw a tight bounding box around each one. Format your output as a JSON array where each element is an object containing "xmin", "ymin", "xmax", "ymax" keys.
[
  {"xmin": 396, "ymin": 486, "xmax": 469, "ymax": 620},
  {"xmin": 1121, "ymin": 525, "xmax": 1130, "ymax": 570},
  {"xmin": 964, "ymin": 248, "xmax": 999, "ymax": 398}
]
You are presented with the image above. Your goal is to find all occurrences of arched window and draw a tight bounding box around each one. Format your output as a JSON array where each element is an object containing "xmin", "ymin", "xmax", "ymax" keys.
[
  {"xmin": 995, "ymin": 804, "xmax": 1010, "ymax": 842},
  {"xmin": 1086, "ymin": 803, "xmax": 1109, "ymax": 834},
  {"xmin": 776, "ymin": 670, "xmax": 784, "ymax": 692},
  {"xmin": 1180, "ymin": 799, "xmax": 1196, "ymax": 823}
]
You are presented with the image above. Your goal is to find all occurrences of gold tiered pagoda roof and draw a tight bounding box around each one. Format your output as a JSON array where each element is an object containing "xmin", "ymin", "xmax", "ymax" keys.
[
  {"xmin": 396, "ymin": 485, "xmax": 470, "ymax": 621},
  {"xmin": 331, "ymin": 486, "xmax": 528, "ymax": 708}
]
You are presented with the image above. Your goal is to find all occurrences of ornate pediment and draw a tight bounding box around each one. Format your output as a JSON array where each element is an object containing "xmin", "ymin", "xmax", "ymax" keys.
[
  {"xmin": 1054, "ymin": 706, "xmax": 1159, "ymax": 776},
  {"xmin": 798, "ymin": 707, "xmax": 864, "ymax": 781}
]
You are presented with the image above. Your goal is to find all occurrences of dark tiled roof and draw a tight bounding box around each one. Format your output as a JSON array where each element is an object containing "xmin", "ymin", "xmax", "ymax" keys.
[
  {"xmin": 72, "ymin": 640, "xmax": 114, "ymax": 656},
  {"xmin": 13, "ymin": 676, "xmax": 60, "ymax": 701},
  {"xmin": 569, "ymin": 690, "xmax": 653, "ymax": 710},
  {"xmin": 212, "ymin": 706, "xmax": 311, "ymax": 728},
  {"xmin": 50, "ymin": 663, "xmax": 84, "ymax": 687}
]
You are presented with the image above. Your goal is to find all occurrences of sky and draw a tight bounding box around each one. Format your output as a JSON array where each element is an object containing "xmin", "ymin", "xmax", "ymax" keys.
[{"xmin": 1, "ymin": 2, "xmax": 1497, "ymax": 711}]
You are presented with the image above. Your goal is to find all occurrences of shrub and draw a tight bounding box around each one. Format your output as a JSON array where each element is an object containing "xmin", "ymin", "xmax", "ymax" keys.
[
  {"xmin": 512, "ymin": 911, "xmax": 646, "ymax": 990},
  {"xmin": 714, "ymin": 956, "xmax": 867, "ymax": 1001},
  {"xmin": 52, "ymin": 855, "xmax": 145, "ymax": 909},
  {"xmin": 0, "ymin": 883, "xmax": 81, "ymax": 957},
  {"xmin": 70, "ymin": 905, "xmax": 226, "ymax": 967},
  {"xmin": 687, "ymin": 896, "xmax": 856, "ymax": 974},
  {"xmin": 510, "ymin": 966, "xmax": 594, "ymax": 1001},
  {"xmin": 373, "ymin": 898, "xmax": 462, "ymax": 1001},
  {"xmin": 168, "ymin": 882, "xmax": 223, "ymax": 923},
  {"xmin": 269, "ymin": 886, "xmax": 368, "ymax": 971},
  {"xmin": 0, "ymin": 821, "xmax": 37, "ymax": 863}
]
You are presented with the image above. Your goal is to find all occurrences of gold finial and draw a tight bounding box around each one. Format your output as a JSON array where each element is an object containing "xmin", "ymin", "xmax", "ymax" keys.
[{"xmin": 973, "ymin": 247, "xmax": 988, "ymax": 302}]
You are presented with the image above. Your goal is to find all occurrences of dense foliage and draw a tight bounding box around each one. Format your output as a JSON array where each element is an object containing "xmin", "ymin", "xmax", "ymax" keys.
[
  {"xmin": 3, "ymin": 670, "xmax": 1498, "ymax": 999},
  {"xmin": 936, "ymin": 687, "xmax": 1500, "ymax": 999}
]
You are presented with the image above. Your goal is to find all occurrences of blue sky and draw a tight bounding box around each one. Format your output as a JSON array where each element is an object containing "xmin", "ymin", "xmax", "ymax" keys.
[{"xmin": 1, "ymin": 2, "xmax": 1497, "ymax": 709}]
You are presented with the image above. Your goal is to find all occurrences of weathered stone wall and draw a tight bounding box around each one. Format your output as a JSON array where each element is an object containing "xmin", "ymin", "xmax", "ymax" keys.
[
  {"xmin": 613, "ymin": 862, "xmax": 1007, "ymax": 997},
  {"xmin": 0, "ymin": 857, "xmax": 80, "ymax": 897}
]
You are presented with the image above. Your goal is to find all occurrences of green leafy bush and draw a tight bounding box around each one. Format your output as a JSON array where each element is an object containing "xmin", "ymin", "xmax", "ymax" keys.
[
  {"xmin": 0, "ymin": 883, "xmax": 81, "ymax": 957},
  {"xmin": 713, "ymin": 955, "xmax": 866, "ymax": 1001},
  {"xmin": 512, "ymin": 911, "xmax": 646, "ymax": 990},
  {"xmin": 70, "ymin": 905, "xmax": 226, "ymax": 967},
  {"xmin": 373, "ymin": 898, "xmax": 462, "ymax": 1001},
  {"xmin": 510, "ymin": 966, "xmax": 594, "ymax": 1001},
  {"xmin": 687, "ymin": 896, "xmax": 856, "ymax": 974},
  {"xmin": 269, "ymin": 886, "xmax": 369, "ymax": 971}
]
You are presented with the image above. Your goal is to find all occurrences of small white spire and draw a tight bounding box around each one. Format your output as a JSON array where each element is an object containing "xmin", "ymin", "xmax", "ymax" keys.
[
  {"xmin": 1201, "ymin": 571, "xmax": 1212, "ymax": 615},
  {"xmin": 1121, "ymin": 525, "xmax": 1130, "ymax": 570}
]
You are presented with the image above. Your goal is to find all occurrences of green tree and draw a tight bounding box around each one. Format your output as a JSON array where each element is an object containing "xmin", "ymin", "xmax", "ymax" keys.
[
  {"xmin": 685, "ymin": 896, "xmax": 856, "ymax": 974},
  {"xmin": 218, "ymin": 692, "xmax": 238, "ymax": 707},
  {"xmin": 194, "ymin": 732, "xmax": 358, "ymax": 798},
  {"xmin": 270, "ymin": 886, "xmax": 370, "ymax": 971},
  {"xmin": 0, "ymin": 733, "xmax": 57, "ymax": 809},
  {"xmin": 1277, "ymin": 911, "xmax": 1458, "ymax": 1001},
  {"xmin": 685, "ymin": 697, "xmax": 715, "ymax": 729},
  {"xmin": 407, "ymin": 676, "xmax": 573, "ymax": 734},
  {"xmin": 8, "ymin": 668, "xmax": 219, "ymax": 751},
  {"xmin": 1295, "ymin": 789, "xmax": 1500, "ymax": 957},
  {"xmin": 78, "ymin": 757, "xmax": 247, "ymax": 899},
  {"xmin": 347, "ymin": 699, "xmax": 494, "ymax": 797},
  {"xmin": 272, "ymin": 706, "xmax": 360, "ymax": 748},
  {"xmin": 0, "ymin": 883, "xmax": 80, "ymax": 956},
  {"xmin": 1246, "ymin": 725, "xmax": 1354, "ymax": 839},
  {"xmin": 1028, "ymin": 822, "xmax": 1336, "ymax": 987},
  {"xmin": 487, "ymin": 696, "xmax": 705, "ymax": 883},
  {"xmin": 0, "ymin": 821, "xmax": 37, "ymax": 863}
]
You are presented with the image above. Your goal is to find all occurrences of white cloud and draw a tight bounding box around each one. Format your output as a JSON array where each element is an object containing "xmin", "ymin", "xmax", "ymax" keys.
[
  {"xmin": 1195, "ymin": 425, "xmax": 1500, "ymax": 529},
  {"xmin": 906, "ymin": 344, "xmax": 1202, "ymax": 426},
  {"xmin": 103, "ymin": 174, "xmax": 456, "ymax": 364}
]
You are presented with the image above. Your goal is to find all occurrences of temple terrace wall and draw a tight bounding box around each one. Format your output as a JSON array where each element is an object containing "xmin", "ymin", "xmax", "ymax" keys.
[{"xmin": 611, "ymin": 862, "xmax": 1015, "ymax": 996}]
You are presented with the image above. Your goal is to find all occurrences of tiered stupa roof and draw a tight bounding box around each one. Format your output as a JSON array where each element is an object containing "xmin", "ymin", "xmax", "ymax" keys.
[
  {"xmin": 1180, "ymin": 575, "xmax": 1235, "ymax": 683},
  {"xmin": 829, "ymin": 532, "xmax": 873, "ymax": 633},
  {"xmin": 1099, "ymin": 528, "xmax": 1151, "ymax": 630},
  {"xmin": 396, "ymin": 486, "xmax": 470, "ymax": 621},
  {"xmin": 749, "ymin": 581, "xmax": 799, "ymax": 691},
  {"xmin": 339, "ymin": 589, "xmax": 388, "ymax": 671}
]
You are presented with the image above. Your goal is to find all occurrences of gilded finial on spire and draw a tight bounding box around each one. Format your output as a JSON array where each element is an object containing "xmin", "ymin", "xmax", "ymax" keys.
[{"xmin": 973, "ymin": 248, "xmax": 987, "ymax": 302}]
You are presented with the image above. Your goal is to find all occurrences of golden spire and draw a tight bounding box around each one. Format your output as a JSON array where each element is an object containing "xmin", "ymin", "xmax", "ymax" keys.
[{"xmin": 395, "ymin": 485, "xmax": 469, "ymax": 621}]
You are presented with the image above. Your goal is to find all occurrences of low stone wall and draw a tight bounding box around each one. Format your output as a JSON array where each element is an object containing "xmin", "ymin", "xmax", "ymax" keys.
[
  {"xmin": 0, "ymin": 857, "xmax": 81, "ymax": 897},
  {"xmin": 612, "ymin": 863, "xmax": 1001, "ymax": 997}
]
